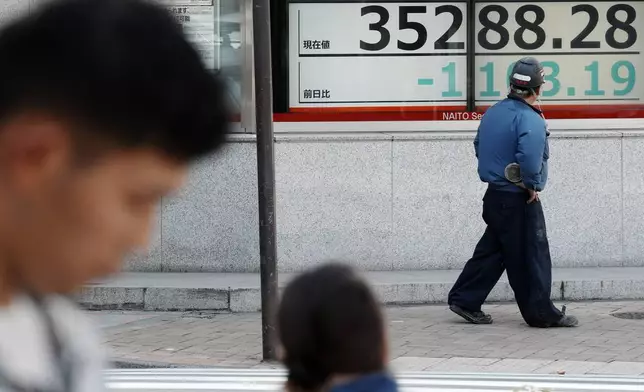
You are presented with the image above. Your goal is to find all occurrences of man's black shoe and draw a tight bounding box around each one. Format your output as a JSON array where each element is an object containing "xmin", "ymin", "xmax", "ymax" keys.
[
  {"xmin": 551, "ymin": 306, "xmax": 579, "ymax": 327},
  {"xmin": 449, "ymin": 304, "xmax": 493, "ymax": 324},
  {"xmin": 551, "ymin": 314, "xmax": 579, "ymax": 327}
]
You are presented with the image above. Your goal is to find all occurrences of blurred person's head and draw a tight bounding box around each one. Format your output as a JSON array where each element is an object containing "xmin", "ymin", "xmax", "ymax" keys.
[
  {"xmin": 0, "ymin": 0, "xmax": 229, "ymax": 302},
  {"xmin": 277, "ymin": 263, "xmax": 392, "ymax": 392}
]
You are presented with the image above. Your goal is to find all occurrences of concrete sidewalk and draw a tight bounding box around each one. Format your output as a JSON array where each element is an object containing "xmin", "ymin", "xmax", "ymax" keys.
[
  {"xmin": 81, "ymin": 267, "xmax": 644, "ymax": 312},
  {"xmin": 98, "ymin": 301, "xmax": 644, "ymax": 375}
]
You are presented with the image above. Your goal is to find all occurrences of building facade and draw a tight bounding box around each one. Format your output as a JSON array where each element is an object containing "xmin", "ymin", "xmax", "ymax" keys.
[{"xmin": 9, "ymin": 0, "xmax": 644, "ymax": 273}]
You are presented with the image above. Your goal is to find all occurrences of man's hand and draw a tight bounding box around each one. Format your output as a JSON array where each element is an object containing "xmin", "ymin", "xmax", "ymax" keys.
[{"xmin": 527, "ymin": 189, "xmax": 539, "ymax": 204}]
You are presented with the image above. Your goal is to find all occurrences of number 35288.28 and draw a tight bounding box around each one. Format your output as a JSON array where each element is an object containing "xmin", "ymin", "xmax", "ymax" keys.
[{"xmin": 360, "ymin": 4, "xmax": 637, "ymax": 52}]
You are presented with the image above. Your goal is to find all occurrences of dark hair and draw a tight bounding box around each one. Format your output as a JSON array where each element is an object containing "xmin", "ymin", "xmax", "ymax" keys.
[
  {"xmin": 0, "ymin": 0, "xmax": 229, "ymax": 161},
  {"xmin": 510, "ymin": 84, "xmax": 542, "ymax": 98},
  {"xmin": 509, "ymin": 57, "xmax": 544, "ymax": 99},
  {"xmin": 277, "ymin": 263, "xmax": 386, "ymax": 391}
]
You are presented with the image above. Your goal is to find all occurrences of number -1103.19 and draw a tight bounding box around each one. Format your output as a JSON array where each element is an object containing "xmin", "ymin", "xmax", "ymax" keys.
[{"xmin": 477, "ymin": 61, "xmax": 636, "ymax": 98}]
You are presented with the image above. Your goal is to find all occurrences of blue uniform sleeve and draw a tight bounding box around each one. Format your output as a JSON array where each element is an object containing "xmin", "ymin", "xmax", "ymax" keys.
[
  {"xmin": 515, "ymin": 113, "xmax": 546, "ymax": 190},
  {"xmin": 474, "ymin": 132, "xmax": 479, "ymax": 158}
]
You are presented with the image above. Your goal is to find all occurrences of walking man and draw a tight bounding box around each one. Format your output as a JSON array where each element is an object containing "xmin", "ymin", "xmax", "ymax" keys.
[{"xmin": 448, "ymin": 57, "xmax": 578, "ymax": 328}]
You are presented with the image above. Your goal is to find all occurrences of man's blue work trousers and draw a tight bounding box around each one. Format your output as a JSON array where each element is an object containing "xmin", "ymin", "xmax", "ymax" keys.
[{"xmin": 448, "ymin": 188, "xmax": 563, "ymax": 327}]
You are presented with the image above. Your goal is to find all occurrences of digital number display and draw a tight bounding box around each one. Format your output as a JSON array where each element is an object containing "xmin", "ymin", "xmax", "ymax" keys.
[
  {"xmin": 359, "ymin": 4, "xmax": 465, "ymax": 51},
  {"xmin": 289, "ymin": 1, "xmax": 468, "ymax": 107},
  {"xmin": 288, "ymin": 0, "xmax": 643, "ymax": 113},
  {"xmin": 475, "ymin": 1, "xmax": 641, "ymax": 106},
  {"xmin": 475, "ymin": 3, "xmax": 636, "ymax": 51}
]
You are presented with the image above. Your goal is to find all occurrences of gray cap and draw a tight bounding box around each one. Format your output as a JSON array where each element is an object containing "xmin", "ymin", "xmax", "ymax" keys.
[{"xmin": 509, "ymin": 57, "xmax": 545, "ymax": 89}]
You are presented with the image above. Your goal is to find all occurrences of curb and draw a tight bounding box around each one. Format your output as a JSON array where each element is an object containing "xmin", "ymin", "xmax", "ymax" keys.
[
  {"xmin": 81, "ymin": 278, "xmax": 644, "ymax": 313},
  {"xmin": 109, "ymin": 357, "xmax": 280, "ymax": 369},
  {"xmin": 78, "ymin": 287, "xmax": 260, "ymax": 312},
  {"xmin": 110, "ymin": 358, "xmax": 222, "ymax": 369}
]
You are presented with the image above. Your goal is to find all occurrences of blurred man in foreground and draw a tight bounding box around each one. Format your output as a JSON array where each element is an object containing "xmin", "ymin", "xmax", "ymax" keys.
[
  {"xmin": 0, "ymin": 0, "xmax": 229, "ymax": 390},
  {"xmin": 447, "ymin": 57, "xmax": 578, "ymax": 329}
]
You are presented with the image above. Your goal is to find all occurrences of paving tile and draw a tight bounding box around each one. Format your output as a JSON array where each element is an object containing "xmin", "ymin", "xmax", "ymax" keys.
[
  {"xmin": 482, "ymin": 359, "xmax": 554, "ymax": 373},
  {"xmin": 533, "ymin": 360, "xmax": 605, "ymax": 375},
  {"xmin": 587, "ymin": 361, "xmax": 644, "ymax": 375},
  {"xmin": 424, "ymin": 357, "xmax": 501, "ymax": 373},
  {"xmin": 389, "ymin": 357, "xmax": 447, "ymax": 372},
  {"xmin": 99, "ymin": 301, "xmax": 644, "ymax": 371}
]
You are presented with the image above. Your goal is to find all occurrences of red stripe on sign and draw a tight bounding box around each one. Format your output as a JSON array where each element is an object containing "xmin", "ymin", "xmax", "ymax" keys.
[
  {"xmin": 275, "ymin": 104, "xmax": 644, "ymax": 122},
  {"xmin": 288, "ymin": 105, "xmax": 468, "ymax": 113}
]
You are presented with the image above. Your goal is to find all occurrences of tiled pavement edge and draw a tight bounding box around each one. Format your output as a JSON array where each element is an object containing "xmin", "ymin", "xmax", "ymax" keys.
[
  {"xmin": 81, "ymin": 268, "xmax": 644, "ymax": 312},
  {"xmin": 99, "ymin": 301, "xmax": 644, "ymax": 375}
]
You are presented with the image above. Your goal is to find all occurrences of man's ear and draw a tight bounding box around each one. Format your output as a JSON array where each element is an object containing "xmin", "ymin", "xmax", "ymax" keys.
[{"xmin": 0, "ymin": 113, "xmax": 72, "ymax": 192}]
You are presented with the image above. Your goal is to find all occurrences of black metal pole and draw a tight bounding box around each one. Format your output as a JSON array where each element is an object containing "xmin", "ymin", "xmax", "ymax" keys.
[
  {"xmin": 466, "ymin": 0, "xmax": 476, "ymax": 112},
  {"xmin": 252, "ymin": 0, "xmax": 278, "ymax": 361},
  {"xmin": 270, "ymin": 0, "xmax": 289, "ymax": 113}
]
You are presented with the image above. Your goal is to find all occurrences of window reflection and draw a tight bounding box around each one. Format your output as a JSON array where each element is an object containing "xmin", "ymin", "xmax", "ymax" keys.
[
  {"xmin": 161, "ymin": 0, "xmax": 242, "ymax": 115},
  {"xmin": 218, "ymin": 0, "xmax": 242, "ymax": 113}
]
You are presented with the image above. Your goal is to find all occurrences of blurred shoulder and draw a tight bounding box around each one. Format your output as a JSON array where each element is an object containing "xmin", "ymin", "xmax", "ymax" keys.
[
  {"xmin": 45, "ymin": 295, "xmax": 103, "ymax": 348},
  {"xmin": 46, "ymin": 296, "xmax": 107, "ymax": 389}
]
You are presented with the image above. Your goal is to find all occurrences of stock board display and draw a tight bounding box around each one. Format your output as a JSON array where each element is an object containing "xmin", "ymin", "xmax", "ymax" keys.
[{"xmin": 288, "ymin": 0, "xmax": 642, "ymax": 113}]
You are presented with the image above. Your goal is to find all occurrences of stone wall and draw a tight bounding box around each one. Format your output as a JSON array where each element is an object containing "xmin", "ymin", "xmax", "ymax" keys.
[{"xmin": 127, "ymin": 121, "xmax": 644, "ymax": 272}]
